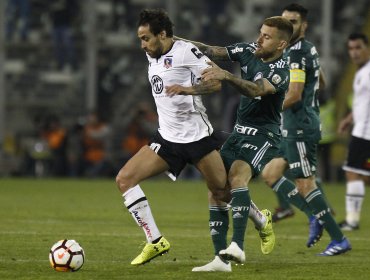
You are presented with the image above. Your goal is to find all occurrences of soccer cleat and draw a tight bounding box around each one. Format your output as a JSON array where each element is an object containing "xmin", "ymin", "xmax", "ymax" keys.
[
  {"xmin": 318, "ymin": 237, "xmax": 352, "ymax": 256},
  {"xmin": 258, "ymin": 209, "xmax": 275, "ymax": 254},
  {"xmin": 219, "ymin": 241, "xmax": 245, "ymax": 264},
  {"xmin": 306, "ymin": 216, "xmax": 324, "ymax": 248},
  {"xmin": 272, "ymin": 207, "xmax": 295, "ymax": 223},
  {"xmin": 338, "ymin": 220, "xmax": 359, "ymax": 231},
  {"xmin": 131, "ymin": 237, "xmax": 170, "ymax": 265},
  {"xmin": 192, "ymin": 256, "xmax": 232, "ymax": 272}
]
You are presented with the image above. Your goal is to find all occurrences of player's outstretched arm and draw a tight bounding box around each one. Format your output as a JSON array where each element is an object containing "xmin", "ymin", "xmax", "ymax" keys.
[
  {"xmin": 174, "ymin": 36, "xmax": 229, "ymax": 61},
  {"xmin": 201, "ymin": 61, "xmax": 275, "ymax": 98},
  {"xmin": 165, "ymin": 79, "xmax": 221, "ymax": 97}
]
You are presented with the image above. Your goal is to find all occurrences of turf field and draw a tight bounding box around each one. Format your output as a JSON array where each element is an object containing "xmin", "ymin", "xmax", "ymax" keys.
[{"xmin": 0, "ymin": 178, "xmax": 369, "ymax": 280}]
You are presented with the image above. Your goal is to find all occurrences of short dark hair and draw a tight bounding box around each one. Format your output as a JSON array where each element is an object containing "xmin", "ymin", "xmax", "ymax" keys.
[
  {"xmin": 263, "ymin": 16, "xmax": 293, "ymax": 42},
  {"xmin": 283, "ymin": 3, "xmax": 308, "ymax": 21},
  {"xmin": 348, "ymin": 33, "xmax": 369, "ymax": 45},
  {"xmin": 138, "ymin": 8, "xmax": 174, "ymax": 37}
]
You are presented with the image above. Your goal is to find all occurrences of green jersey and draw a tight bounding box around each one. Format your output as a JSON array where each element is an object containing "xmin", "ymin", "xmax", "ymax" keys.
[
  {"xmin": 226, "ymin": 42, "xmax": 290, "ymax": 137},
  {"xmin": 283, "ymin": 38, "xmax": 321, "ymax": 141}
]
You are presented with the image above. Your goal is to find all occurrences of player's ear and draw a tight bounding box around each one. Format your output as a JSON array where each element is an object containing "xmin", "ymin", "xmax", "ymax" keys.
[
  {"xmin": 302, "ymin": 21, "xmax": 308, "ymax": 33},
  {"xmin": 159, "ymin": 30, "xmax": 167, "ymax": 39},
  {"xmin": 278, "ymin": 40, "xmax": 288, "ymax": 50}
]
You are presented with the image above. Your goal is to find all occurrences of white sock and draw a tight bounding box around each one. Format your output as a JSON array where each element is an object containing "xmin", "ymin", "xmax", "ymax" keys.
[
  {"xmin": 248, "ymin": 200, "xmax": 266, "ymax": 230},
  {"xmin": 345, "ymin": 180, "xmax": 365, "ymax": 225},
  {"xmin": 123, "ymin": 185, "xmax": 161, "ymax": 243}
]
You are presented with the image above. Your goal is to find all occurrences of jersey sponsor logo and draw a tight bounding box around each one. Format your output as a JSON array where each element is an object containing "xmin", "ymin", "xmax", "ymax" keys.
[
  {"xmin": 209, "ymin": 221, "xmax": 223, "ymax": 227},
  {"xmin": 241, "ymin": 65, "xmax": 248, "ymax": 74},
  {"xmin": 149, "ymin": 143, "xmax": 161, "ymax": 153},
  {"xmin": 289, "ymin": 162, "xmax": 301, "ymax": 169},
  {"xmin": 311, "ymin": 46, "xmax": 318, "ymax": 55},
  {"xmin": 150, "ymin": 75, "xmax": 164, "ymax": 94},
  {"xmin": 231, "ymin": 46, "xmax": 243, "ymax": 54},
  {"xmin": 242, "ymin": 143, "xmax": 258, "ymax": 150},
  {"xmin": 315, "ymin": 209, "xmax": 327, "ymax": 219},
  {"xmin": 246, "ymin": 42, "xmax": 258, "ymax": 53},
  {"xmin": 290, "ymin": 62, "xmax": 300, "ymax": 69},
  {"xmin": 234, "ymin": 124, "xmax": 258, "ymax": 135},
  {"xmin": 287, "ymin": 188, "xmax": 299, "ymax": 198},
  {"xmin": 232, "ymin": 212, "xmax": 244, "ymax": 218},
  {"xmin": 301, "ymin": 57, "xmax": 306, "ymax": 71},
  {"xmin": 132, "ymin": 210, "xmax": 153, "ymax": 240},
  {"xmin": 164, "ymin": 57, "xmax": 172, "ymax": 68},
  {"xmin": 191, "ymin": 47, "xmax": 204, "ymax": 59},
  {"xmin": 272, "ymin": 74, "xmax": 282, "ymax": 84},
  {"xmin": 269, "ymin": 59, "xmax": 286, "ymax": 69},
  {"xmin": 253, "ymin": 72, "xmax": 263, "ymax": 81},
  {"xmin": 232, "ymin": 206, "xmax": 249, "ymax": 212}
]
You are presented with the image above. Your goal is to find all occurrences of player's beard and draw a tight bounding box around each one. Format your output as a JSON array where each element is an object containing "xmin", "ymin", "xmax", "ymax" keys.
[
  {"xmin": 290, "ymin": 25, "xmax": 302, "ymax": 45},
  {"xmin": 255, "ymin": 48, "xmax": 275, "ymax": 60},
  {"xmin": 145, "ymin": 39, "xmax": 163, "ymax": 59}
]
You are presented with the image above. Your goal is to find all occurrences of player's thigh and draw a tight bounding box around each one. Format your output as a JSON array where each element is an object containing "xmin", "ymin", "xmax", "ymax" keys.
[
  {"xmin": 196, "ymin": 150, "xmax": 227, "ymax": 190},
  {"xmin": 261, "ymin": 157, "xmax": 288, "ymax": 186},
  {"xmin": 284, "ymin": 138, "xmax": 317, "ymax": 179},
  {"xmin": 117, "ymin": 145, "xmax": 169, "ymax": 187}
]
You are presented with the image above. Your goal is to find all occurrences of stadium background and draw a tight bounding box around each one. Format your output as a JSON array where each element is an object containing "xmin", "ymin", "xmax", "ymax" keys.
[
  {"xmin": 0, "ymin": 0, "xmax": 369, "ymax": 180},
  {"xmin": 1, "ymin": 1, "xmax": 370, "ymax": 279}
]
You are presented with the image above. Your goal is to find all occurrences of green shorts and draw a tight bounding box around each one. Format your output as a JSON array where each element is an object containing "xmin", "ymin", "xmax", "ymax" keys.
[
  {"xmin": 220, "ymin": 131, "xmax": 280, "ymax": 178},
  {"xmin": 280, "ymin": 137, "xmax": 318, "ymax": 178}
]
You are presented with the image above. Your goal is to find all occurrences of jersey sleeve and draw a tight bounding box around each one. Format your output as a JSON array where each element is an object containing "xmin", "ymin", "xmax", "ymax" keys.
[
  {"xmin": 288, "ymin": 49, "xmax": 307, "ymax": 83},
  {"xmin": 266, "ymin": 67, "xmax": 290, "ymax": 95},
  {"xmin": 182, "ymin": 43, "xmax": 211, "ymax": 82},
  {"xmin": 226, "ymin": 42, "xmax": 255, "ymax": 63}
]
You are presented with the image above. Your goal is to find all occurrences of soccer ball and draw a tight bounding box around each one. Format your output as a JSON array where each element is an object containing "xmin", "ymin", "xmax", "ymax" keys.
[{"xmin": 49, "ymin": 239, "xmax": 85, "ymax": 272}]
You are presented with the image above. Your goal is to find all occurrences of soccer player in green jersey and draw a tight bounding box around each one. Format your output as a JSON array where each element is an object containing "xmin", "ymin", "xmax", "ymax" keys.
[
  {"xmin": 168, "ymin": 16, "xmax": 292, "ymax": 271},
  {"xmin": 261, "ymin": 3, "xmax": 351, "ymax": 256}
]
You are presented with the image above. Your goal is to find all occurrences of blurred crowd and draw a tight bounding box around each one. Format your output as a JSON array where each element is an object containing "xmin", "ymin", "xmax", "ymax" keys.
[{"xmin": 16, "ymin": 104, "xmax": 158, "ymax": 178}]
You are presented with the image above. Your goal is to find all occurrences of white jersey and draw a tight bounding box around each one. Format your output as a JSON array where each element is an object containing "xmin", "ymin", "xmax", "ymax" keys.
[
  {"xmin": 352, "ymin": 59, "xmax": 370, "ymax": 140},
  {"xmin": 146, "ymin": 40, "xmax": 213, "ymax": 143}
]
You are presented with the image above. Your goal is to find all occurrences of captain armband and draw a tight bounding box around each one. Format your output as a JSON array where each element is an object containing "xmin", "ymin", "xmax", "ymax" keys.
[{"xmin": 290, "ymin": 69, "xmax": 306, "ymax": 83}]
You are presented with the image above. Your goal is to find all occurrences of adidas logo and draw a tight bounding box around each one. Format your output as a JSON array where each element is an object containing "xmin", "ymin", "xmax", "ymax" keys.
[
  {"xmin": 210, "ymin": 229, "xmax": 219, "ymax": 236},
  {"xmin": 233, "ymin": 212, "xmax": 243, "ymax": 219}
]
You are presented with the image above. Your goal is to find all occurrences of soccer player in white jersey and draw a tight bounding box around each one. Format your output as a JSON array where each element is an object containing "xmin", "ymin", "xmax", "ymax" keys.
[
  {"xmin": 337, "ymin": 33, "xmax": 370, "ymax": 230},
  {"xmin": 115, "ymin": 8, "xmax": 231, "ymax": 266}
]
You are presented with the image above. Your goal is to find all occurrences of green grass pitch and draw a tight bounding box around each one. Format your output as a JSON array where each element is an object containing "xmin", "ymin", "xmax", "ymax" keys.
[{"xmin": 0, "ymin": 178, "xmax": 369, "ymax": 279}]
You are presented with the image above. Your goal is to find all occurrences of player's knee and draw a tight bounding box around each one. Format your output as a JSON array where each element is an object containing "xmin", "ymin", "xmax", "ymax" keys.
[
  {"xmin": 115, "ymin": 168, "xmax": 135, "ymax": 193},
  {"xmin": 295, "ymin": 178, "xmax": 315, "ymax": 196},
  {"xmin": 261, "ymin": 168, "xmax": 279, "ymax": 187},
  {"xmin": 228, "ymin": 175, "xmax": 245, "ymax": 189}
]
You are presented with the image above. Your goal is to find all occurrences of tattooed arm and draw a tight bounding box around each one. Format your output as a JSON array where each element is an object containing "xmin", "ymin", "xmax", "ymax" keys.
[
  {"xmin": 174, "ymin": 36, "xmax": 230, "ymax": 61},
  {"xmin": 165, "ymin": 79, "xmax": 221, "ymax": 97},
  {"xmin": 201, "ymin": 61, "xmax": 276, "ymax": 98}
]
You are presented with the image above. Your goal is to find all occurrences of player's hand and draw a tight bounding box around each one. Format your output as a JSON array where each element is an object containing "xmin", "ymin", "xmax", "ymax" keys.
[
  {"xmin": 201, "ymin": 61, "xmax": 229, "ymax": 82},
  {"xmin": 337, "ymin": 113, "xmax": 353, "ymax": 135},
  {"xmin": 165, "ymin": 84, "xmax": 191, "ymax": 97},
  {"xmin": 337, "ymin": 119, "xmax": 351, "ymax": 134}
]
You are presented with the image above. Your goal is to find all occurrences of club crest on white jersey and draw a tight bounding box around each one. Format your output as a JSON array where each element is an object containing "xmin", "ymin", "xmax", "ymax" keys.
[{"xmin": 146, "ymin": 40, "xmax": 214, "ymax": 143}]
